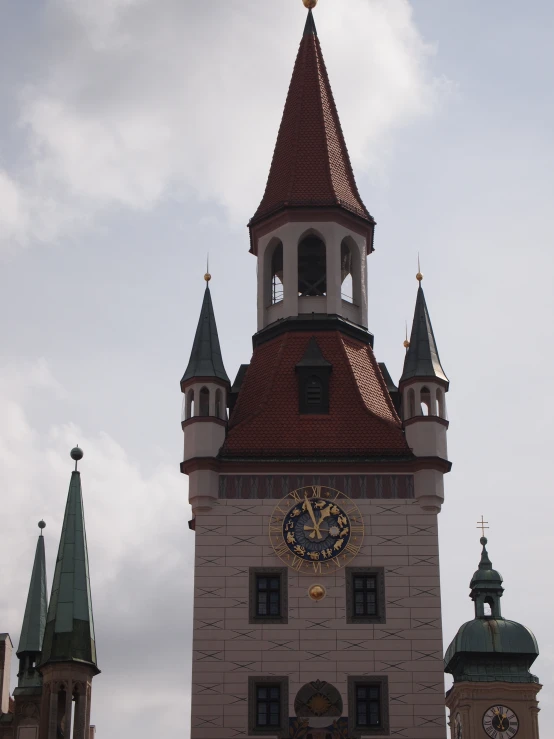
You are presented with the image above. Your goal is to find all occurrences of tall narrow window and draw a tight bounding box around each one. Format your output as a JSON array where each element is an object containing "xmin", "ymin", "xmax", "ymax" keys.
[
  {"xmin": 256, "ymin": 575, "xmax": 281, "ymax": 617},
  {"xmin": 341, "ymin": 239, "xmax": 353, "ymax": 303},
  {"xmin": 436, "ymin": 388, "xmax": 445, "ymax": 418},
  {"xmin": 186, "ymin": 389, "xmax": 194, "ymax": 420},
  {"xmin": 407, "ymin": 388, "xmax": 415, "ymax": 419},
  {"xmin": 353, "ymin": 574, "xmax": 377, "ymax": 617},
  {"xmin": 271, "ymin": 241, "xmax": 284, "ymax": 305},
  {"xmin": 199, "ymin": 387, "xmax": 210, "ymax": 416},
  {"xmin": 249, "ymin": 568, "xmax": 288, "ymax": 624},
  {"xmin": 215, "ymin": 389, "xmax": 223, "ymax": 419},
  {"xmin": 257, "ymin": 685, "xmax": 281, "ymax": 728},
  {"xmin": 346, "ymin": 567, "xmax": 385, "ymax": 624},
  {"xmin": 420, "ymin": 386, "xmax": 431, "ymax": 416},
  {"xmin": 356, "ymin": 685, "xmax": 381, "ymax": 727},
  {"xmin": 298, "ymin": 235, "xmax": 326, "ymax": 296},
  {"xmin": 348, "ymin": 676, "xmax": 389, "ymax": 737},
  {"xmin": 249, "ymin": 677, "xmax": 288, "ymax": 736}
]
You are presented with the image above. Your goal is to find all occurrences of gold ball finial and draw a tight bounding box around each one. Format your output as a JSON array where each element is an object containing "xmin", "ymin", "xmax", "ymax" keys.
[
  {"xmin": 303, "ymin": 0, "xmax": 318, "ymax": 8},
  {"xmin": 416, "ymin": 272, "xmax": 423, "ymax": 283},
  {"xmin": 308, "ymin": 584, "xmax": 326, "ymax": 602},
  {"xmin": 403, "ymin": 339, "xmax": 410, "ymax": 349},
  {"xmin": 204, "ymin": 273, "xmax": 211, "ymax": 282}
]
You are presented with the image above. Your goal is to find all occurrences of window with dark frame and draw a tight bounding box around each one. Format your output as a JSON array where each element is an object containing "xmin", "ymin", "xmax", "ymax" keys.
[
  {"xmin": 348, "ymin": 675, "xmax": 389, "ymax": 737},
  {"xmin": 249, "ymin": 568, "xmax": 288, "ymax": 624},
  {"xmin": 256, "ymin": 574, "xmax": 281, "ymax": 618},
  {"xmin": 353, "ymin": 574, "xmax": 377, "ymax": 617},
  {"xmin": 356, "ymin": 684, "xmax": 381, "ymax": 728},
  {"xmin": 346, "ymin": 567, "xmax": 386, "ymax": 625},
  {"xmin": 256, "ymin": 685, "xmax": 281, "ymax": 729},
  {"xmin": 305, "ymin": 375, "xmax": 323, "ymax": 408}
]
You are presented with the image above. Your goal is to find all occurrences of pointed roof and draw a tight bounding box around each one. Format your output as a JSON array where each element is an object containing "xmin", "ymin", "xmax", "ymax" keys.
[
  {"xmin": 400, "ymin": 285, "xmax": 449, "ymax": 386},
  {"xmin": 181, "ymin": 285, "xmax": 230, "ymax": 387},
  {"xmin": 17, "ymin": 530, "xmax": 48, "ymax": 656},
  {"xmin": 40, "ymin": 456, "xmax": 98, "ymax": 672},
  {"xmin": 296, "ymin": 336, "xmax": 332, "ymax": 368},
  {"xmin": 249, "ymin": 10, "xmax": 374, "ymax": 235}
]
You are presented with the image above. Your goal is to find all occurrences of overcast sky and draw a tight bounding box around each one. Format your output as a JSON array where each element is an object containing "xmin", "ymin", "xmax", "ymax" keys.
[{"xmin": 1, "ymin": 0, "xmax": 553, "ymax": 736}]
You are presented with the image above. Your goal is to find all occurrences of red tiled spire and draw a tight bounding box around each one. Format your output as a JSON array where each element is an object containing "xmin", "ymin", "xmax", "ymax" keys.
[{"xmin": 249, "ymin": 10, "xmax": 374, "ymax": 233}]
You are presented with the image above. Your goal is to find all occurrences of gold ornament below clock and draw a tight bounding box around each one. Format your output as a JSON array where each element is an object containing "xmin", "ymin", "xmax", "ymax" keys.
[{"xmin": 269, "ymin": 485, "xmax": 364, "ymax": 574}]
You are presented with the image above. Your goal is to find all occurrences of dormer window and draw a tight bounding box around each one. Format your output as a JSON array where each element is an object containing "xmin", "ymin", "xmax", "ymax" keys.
[{"xmin": 296, "ymin": 337, "xmax": 332, "ymax": 415}]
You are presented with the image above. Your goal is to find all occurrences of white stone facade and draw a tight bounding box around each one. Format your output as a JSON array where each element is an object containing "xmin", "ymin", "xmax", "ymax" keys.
[{"xmin": 190, "ymin": 490, "xmax": 446, "ymax": 739}]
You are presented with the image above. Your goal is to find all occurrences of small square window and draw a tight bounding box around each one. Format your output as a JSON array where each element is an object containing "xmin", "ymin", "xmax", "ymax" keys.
[
  {"xmin": 249, "ymin": 677, "xmax": 288, "ymax": 737},
  {"xmin": 346, "ymin": 567, "xmax": 386, "ymax": 624},
  {"xmin": 348, "ymin": 676, "xmax": 389, "ymax": 737},
  {"xmin": 249, "ymin": 568, "xmax": 288, "ymax": 624}
]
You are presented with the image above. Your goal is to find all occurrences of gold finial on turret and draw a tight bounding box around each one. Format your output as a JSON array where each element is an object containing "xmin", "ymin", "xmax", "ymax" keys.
[
  {"xmin": 303, "ymin": 0, "xmax": 318, "ymax": 8},
  {"xmin": 403, "ymin": 321, "xmax": 410, "ymax": 349},
  {"xmin": 204, "ymin": 254, "xmax": 211, "ymax": 283},
  {"xmin": 416, "ymin": 253, "xmax": 423, "ymax": 283},
  {"xmin": 204, "ymin": 273, "xmax": 211, "ymax": 282}
]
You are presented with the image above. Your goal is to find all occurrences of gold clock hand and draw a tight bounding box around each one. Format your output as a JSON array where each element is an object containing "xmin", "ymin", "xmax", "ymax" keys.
[
  {"xmin": 304, "ymin": 496, "xmax": 318, "ymax": 528},
  {"xmin": 313, "ymin": 505, "xmax": 332, "ymax": 540}
]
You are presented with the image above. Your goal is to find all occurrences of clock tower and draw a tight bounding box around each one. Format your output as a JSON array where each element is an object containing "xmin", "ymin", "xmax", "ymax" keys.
[
  {"xmin": 445, "ymin": 538, "xmax": 541, "ymax": 739},
  {"xmin": 182, "ymin": 5, "xmax": 451, "ymax": 738}
]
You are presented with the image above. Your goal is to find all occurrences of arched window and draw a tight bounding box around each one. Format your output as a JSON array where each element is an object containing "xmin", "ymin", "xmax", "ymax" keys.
[
  {"xmin": 270, "ymin": 241, "xmax": 284, "ymax": 304},
  {"xmin": 199, "ymin": 387, "xmax": 210, "ymax": 416},
  {"xmin": 420, "ymin": 386, "xmax": 431, "ymax": 416},
  {"xmin": 407, "ymin": 388, "xmax": 416, "ymax": 419},
  {"xmin": 436, "ymin": 388, "xmax": 444, "ymax": 418},
  {"xmin": 341, "ymin": 239, "xmax": 354, "ymax": 303},
  {"xmin": 484, "ymin": 598, "xmax": 493, "ymax": 617},
  {"xmin": 186, "ymin": 389, "xmax": 194, "ymax": 420},
  {"xmin": 215, "ymin": 389, "xmax": 223, "ymax": 419},
  {"xmin": 298, "ymin": 234, "xmax": 326, "ymax": 297}
]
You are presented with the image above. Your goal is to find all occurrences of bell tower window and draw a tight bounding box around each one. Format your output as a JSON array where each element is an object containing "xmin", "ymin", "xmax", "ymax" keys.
[
  {"xmin": 298, "ymin": 234, "xmax": 326, "ymax": 297},
  {"xmin": 341, "ymin": 239, "xmax": 353, "ymax": 303},
  {"xmin": 199, "ymin": 387, "xmax": 210, "ymax": 416},
  {"xmin": 270, "ymin": 241, "xmax": 284, "ymax": 305}
]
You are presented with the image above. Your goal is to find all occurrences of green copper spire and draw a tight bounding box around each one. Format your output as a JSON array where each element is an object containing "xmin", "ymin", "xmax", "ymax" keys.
[
  {"xmin": 40, "ymin": 448, "xmax": 98, "ymax": 672},
  {"xmin": 400, "ymin": 284, "xmax": 449, "ymax": 387},
  {"xmin": 181, "ymin": 283, "xmax": 230, "ymax": 386},
  {"xmin": 17, "ymin": 525, "xmax": 48, "ymax": 657},
  {"xmin": 16, "ymin": 523, "xmax": 48, "ymax": 689}
]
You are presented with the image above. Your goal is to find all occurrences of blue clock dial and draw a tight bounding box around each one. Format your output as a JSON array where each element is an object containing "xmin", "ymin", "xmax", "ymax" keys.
[{"xmin": 269, "ymin": 485, "xmax": 364, "ymax": 574}]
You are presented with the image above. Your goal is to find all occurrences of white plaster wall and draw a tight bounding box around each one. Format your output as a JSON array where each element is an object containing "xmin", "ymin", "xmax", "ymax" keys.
[
  {"xmin": 184, "ymin": 422, "xmax": 226, "ymax": 461},
  {"xmin": 256, "ymin": 222, "xmax": 368, "ymax": 331},
  {"xmin": 405, "ymin": 421, "xmax": 448, "ymax": 460},
  {"xmin": 189, "ymin": 469, "xmax": 220, "ymax": 513},
  {"xmin": 190, "ymin": 493, "xmax": 446, "ymax": 739}
]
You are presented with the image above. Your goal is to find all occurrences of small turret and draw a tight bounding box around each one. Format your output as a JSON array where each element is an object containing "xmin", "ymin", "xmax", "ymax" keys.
[
  {"xmin": 16, "ymin": 521, "xmax": 48, "ymax": 690},
  {"xmin": 181, "ymin": 276, "xmax": 230, "ymax": 514},
  {"xmin": 399, "ymin": 273, "xmax": 449, "ymax": 511},
  {"xmin": 445, "ymin": 535, "xmax": 541, "ymax": 739}
]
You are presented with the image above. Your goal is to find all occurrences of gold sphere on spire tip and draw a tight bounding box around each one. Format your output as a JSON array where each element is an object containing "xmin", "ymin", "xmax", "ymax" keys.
[
  {"xmin": 403, "ymin": 339, "xmax": 410, "ymax": 349},
  {"xmin": 416, "ymin": 272, "xmax": 423, "ymax": 283},
  {"xmin": 204, "ymin": 273, "xmax": 211, "ymax": 282},
  {"xmin": 303, "ymin": 0, "xmax": 318, "ymax": 8}
]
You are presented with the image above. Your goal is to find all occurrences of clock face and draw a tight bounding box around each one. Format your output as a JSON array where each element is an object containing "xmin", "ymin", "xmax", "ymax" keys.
[
  {"xmin": 269, "ymin": 486, "xmax": 364, "ymax": 574},
  {"xmin": 454, "ymin": 713, "xmax": 462, "ymax": 739},
  {"xmin": 482, "ymin": 705, "xmax": 519, "ymax": 738}
]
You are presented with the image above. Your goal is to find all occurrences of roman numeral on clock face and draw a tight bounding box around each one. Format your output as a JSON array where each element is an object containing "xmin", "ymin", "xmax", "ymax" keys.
[
  {"xmin": 344, "ymin": 543, "xmax": 360, "ymax": 556},
  {"xmin": 291, "ymin": 556, "xmax": 304, "ymax": 571}
]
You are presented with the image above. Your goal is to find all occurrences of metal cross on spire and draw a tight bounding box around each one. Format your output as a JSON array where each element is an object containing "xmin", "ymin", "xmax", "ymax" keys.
[{"xmin": 476, "ymin": 515, "xmax": 489, "ymax": 538}]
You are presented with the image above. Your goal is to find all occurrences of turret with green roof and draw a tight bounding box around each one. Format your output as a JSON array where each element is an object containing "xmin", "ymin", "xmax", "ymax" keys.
[
  {"xmin": 15, "ymin": 521, "xmax": 48, "ymax": 691},
  {"xmin": 445, "ymin": 537, "xmax": 539, "ymax": 684}
]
